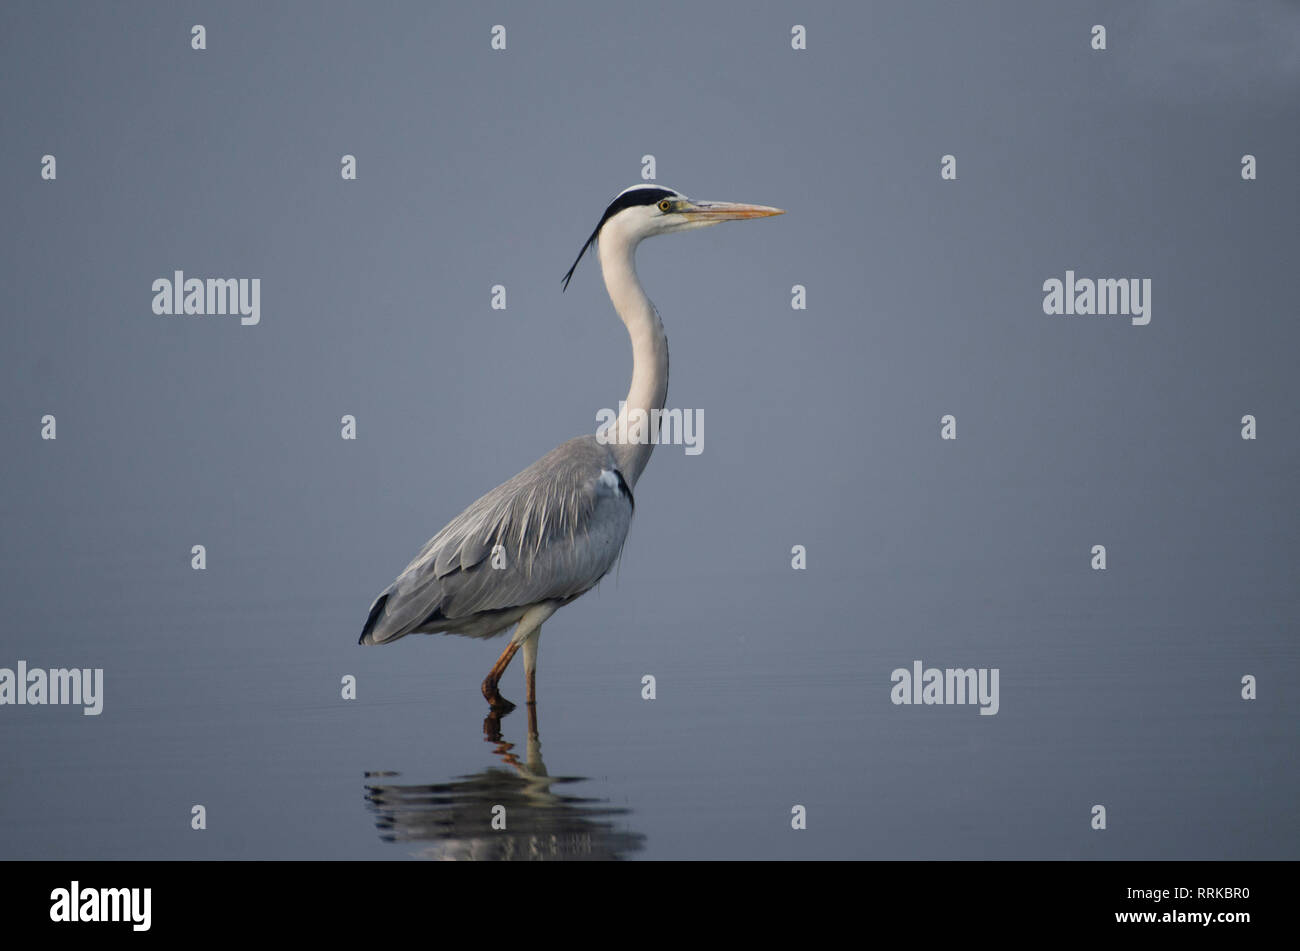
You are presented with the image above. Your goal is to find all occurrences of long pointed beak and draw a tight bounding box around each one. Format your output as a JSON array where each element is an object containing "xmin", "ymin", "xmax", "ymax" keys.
[{"xmin": 684, "ymin": 200, "xmax": 785, "ymax": 221}]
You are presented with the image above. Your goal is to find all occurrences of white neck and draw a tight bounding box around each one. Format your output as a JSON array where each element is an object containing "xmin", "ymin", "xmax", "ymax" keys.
[{"xmin": 597, "ymin": 222, "xmax": 668, "ymax": 488}]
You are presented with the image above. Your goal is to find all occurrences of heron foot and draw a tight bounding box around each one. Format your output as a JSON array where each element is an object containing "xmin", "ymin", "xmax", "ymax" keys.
[{"xmin": 481, "ymin": 677, "xmax": 516, "ymax": 713}]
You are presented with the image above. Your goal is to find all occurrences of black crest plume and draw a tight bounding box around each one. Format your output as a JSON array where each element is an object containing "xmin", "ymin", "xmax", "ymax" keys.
[{"xmin": 561, "ymin": 186, "xmax": 678, "ymax": 291}]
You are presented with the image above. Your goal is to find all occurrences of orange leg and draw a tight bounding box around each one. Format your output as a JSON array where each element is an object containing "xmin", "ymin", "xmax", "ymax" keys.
[
  {"xmin": 481, "ymin": 640, "xmax": 521, "ymax": 711},
  {"xmin": 481, "ymin": 603, "xmax": 557, "ymax": 714}
]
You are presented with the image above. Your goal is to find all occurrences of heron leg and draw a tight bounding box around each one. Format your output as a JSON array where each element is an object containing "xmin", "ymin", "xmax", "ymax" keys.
[
  {"xmin": 480, "ymin": 602, "xmax": 559, "ymax": 713},
  {"xmin": 481, "ymin": 640, "xmax": 521, "ymax": 712},
  {"xmin": 526, "ymin": 698, "xmax": 539, "ymax": 739},
  {"xmin": 522, "ymin": 628, "xmax": 541, "ymax": 707}
]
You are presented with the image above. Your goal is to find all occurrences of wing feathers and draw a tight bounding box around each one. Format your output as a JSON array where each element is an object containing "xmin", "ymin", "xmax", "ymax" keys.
[{"xmin": 361, "ymin": 435, "xmax": 633, "ymax": 644}]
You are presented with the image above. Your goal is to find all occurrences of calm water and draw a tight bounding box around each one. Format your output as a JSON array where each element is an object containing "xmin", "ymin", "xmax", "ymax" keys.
[{"xmin": 2, "ymin": 557, "xmax": 1295, "ymax": 860}]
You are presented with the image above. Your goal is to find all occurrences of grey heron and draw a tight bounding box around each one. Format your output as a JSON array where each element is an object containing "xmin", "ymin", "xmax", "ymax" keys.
[{"xmin": 359, "ymin": 184, "xmax": 783, "ymax": 713}]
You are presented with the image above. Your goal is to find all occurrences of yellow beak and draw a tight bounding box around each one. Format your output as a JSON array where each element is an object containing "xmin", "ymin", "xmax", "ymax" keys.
[{"xmin": 683, "ymin": 200, "xmax": 785, "ymax": 221}]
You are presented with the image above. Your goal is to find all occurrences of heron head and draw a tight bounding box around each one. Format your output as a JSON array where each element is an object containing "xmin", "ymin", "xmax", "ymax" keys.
[{"xmin": 562, "ymin": 184, "xmax": 783, "ymax": 290}]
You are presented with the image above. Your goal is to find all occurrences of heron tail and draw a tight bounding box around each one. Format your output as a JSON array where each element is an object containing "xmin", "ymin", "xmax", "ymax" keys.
[{"xmin": 358, "ymin": 592, "xmax": 391, "ymax": 645}]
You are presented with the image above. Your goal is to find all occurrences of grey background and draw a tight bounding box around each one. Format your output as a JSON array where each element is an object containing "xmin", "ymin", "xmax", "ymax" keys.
[{"xmin": 1, "ymin": 0, "xmax": 1297, "ymax": 859}]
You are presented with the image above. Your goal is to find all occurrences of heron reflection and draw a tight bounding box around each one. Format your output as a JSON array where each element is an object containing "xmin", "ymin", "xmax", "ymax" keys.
[{"xmin": 363, "ymin": 714, "xmax": 645, "ymax": 860}]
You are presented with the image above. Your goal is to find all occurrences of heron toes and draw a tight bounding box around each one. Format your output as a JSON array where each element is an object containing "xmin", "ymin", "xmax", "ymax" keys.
[{"xmin": 481, "ymin": 678, "xmax": 516, "ymax": 713}]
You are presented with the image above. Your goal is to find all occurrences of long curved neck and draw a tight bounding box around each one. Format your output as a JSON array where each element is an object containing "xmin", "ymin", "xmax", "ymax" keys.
[{"xmin": 598, "ymin": 229, "xmax": 668, "ymax": 488}]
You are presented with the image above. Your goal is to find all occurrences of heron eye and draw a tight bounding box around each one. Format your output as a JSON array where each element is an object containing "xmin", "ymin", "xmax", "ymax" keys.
[{"xmin": 658, "ymin": 199, "xmax": 672, "ymax": 213}]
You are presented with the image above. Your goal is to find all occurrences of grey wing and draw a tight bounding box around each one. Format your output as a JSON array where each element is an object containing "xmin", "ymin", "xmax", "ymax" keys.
[{"xmin": 360, "ymin": 435, "xmax": 633, "ymax": 645}]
